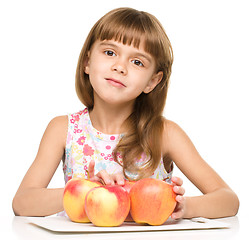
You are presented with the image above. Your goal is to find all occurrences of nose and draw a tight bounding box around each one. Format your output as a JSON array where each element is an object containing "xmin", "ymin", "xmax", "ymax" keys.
[{"xmin": 111, "ymin": 58, "xmax": 127, "ymax": 75}]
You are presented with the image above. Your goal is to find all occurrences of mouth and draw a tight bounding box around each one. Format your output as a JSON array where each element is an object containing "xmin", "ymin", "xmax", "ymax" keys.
[{"xmin": 105, "ymin": 78, "xmax": 126, "ymax": 88}]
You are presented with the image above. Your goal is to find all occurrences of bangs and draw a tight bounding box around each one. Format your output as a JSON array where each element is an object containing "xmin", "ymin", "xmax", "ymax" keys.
[{"xmin": 92, "ymin": 8, "xmax": 163, "ymax": 59}]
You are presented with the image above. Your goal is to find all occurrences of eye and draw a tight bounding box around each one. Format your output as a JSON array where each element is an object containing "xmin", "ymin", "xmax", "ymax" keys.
[
  {"xmin": 131, "ymin": 59, "xmax": 144, "ymax": 67},
  {"xmin": 104, "ymin": 50, "xmax": 116, "ymax": 56}
]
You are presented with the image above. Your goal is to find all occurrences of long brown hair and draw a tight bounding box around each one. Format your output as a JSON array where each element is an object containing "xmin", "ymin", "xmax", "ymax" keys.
[{"xmin": 75, "ymin": 7, "xmax": 173, "ymax": 180}]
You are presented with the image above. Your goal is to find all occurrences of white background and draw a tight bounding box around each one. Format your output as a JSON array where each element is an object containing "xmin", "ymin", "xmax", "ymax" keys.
[{"xmin": 0, "ymin": 0, "xmax": 248, "ymax": 219}]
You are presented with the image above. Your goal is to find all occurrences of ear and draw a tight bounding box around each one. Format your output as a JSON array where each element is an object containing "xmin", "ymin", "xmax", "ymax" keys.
[
  {"xmin": 143, "ymin": 71, "xmax": 163, "ymax": 94},
  {"xmin": 84, "ymin": 51, "xmax": 91, "ymax": 74}
]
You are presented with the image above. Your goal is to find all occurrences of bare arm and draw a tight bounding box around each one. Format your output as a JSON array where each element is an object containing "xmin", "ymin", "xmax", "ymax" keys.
[
  {"xmin": 12, "ymin": 116, "xmax": 68, "ymax": 216},
  {"xmin": 163, "ymin": 120, "xmax": 239, "ymax": 218}
]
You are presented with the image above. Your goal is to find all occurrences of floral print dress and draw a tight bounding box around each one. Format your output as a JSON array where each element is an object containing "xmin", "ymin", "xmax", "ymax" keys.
[{"xmin": 63, "ymin": 108, "xmax": 172, "ymax": 184}]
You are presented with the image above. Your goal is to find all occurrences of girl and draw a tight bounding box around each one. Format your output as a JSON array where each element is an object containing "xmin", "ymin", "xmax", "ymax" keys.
[{"xmin": 12, "ymin": 7, "xmax": 239, "ymax": 219}]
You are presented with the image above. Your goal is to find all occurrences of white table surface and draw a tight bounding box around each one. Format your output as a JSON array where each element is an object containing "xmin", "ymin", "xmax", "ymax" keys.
[{"xmin": 0, "ymin": 214, "xmax": 247, "ymax": 240}]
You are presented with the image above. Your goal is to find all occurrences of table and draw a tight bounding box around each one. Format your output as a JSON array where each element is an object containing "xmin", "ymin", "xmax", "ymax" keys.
[{"xmin": 0, "ymin": 214, "xmax": 247, "ymax": 240}]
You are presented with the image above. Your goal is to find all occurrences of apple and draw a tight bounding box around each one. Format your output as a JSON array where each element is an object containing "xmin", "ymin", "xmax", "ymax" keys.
[
  {"xmin": 85, "ymin": 185, "xmax": 130, "ymax": 227},
  {"xmin": 63, "ymin": 178, "xmax": 101, "ymax": 223},
  {"xmin": 122, "ymin": 181, "xmax": 136, "ymax": 222},
  {"xmin": 122, "ymin": 180, "xmax": 136, "ymax": 193},
  {"xmin": 129, "ymin": 178, "xmax": 176, "ymax": 226}
]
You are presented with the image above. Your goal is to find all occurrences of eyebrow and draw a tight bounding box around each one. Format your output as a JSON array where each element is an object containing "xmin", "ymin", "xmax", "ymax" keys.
[{"xmin": 99, "ymin": 42, "xmax": 152, "ymax": 63}]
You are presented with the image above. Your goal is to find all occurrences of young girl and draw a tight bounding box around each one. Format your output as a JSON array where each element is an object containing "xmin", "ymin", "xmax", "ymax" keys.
[{"xmin": 12, "ymin": 7, "xmax": 239, "ymax": 219}]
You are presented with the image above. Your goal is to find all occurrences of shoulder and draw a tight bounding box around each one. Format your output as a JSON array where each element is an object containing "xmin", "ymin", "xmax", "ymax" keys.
[
  {"xmin": 163, "ymin": 118, "xmax": 186, "ymax": 139},
  {"xmin": 44, "ymin": 115, "xmax": 68, "ymax": 148},
  {"xmin": 162, "ymin": 118, "xmax": 193, "ymax": 156},
  {"xmin": 47, "ymin": 115, "xmax": 68, "ymax": 130}
]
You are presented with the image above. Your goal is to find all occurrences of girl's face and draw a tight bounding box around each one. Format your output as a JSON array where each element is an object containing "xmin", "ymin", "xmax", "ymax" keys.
[{"xmin": 85, "ymin": 39, "xmax": 163, "ymax": 106}]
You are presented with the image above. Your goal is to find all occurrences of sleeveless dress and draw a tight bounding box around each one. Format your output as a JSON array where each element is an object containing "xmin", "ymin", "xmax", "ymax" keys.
[{"xmin": 63, "ymin": 108, "xmax": 172, "ymax": 184}]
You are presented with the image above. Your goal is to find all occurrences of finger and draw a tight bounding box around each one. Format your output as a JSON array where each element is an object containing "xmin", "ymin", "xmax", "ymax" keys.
[
  {"xmin": 171, "ymin": 196, "xmax": 185, "ymax": 220},
  {"xmin": 112, "ymin": 173, "xmax": 125, "ymax": 185},
  {"xmin": 175, "ymin": 195, "xmax": 185, "ymax": 204},
  {"xmin": 171, "ymin": 201, "xmax": 185, "ymax": 219},
  {"xmin": 173, "ymin": 186, "xmax": 185, "ymax": 196},
  {"xmin": 175, "ymin": 202, "xmax": 184, "ymax": 211},
  {"xmin": 171, "ymin": 176, "xmax": 183, "ymax": 186},
  {"xmin": 97, "ymin": 170, "xmax": 114, "ymax": 185},
  {"xmin": 88, "ymin": 160, "xmax": 95, "ymax": 179},
  {"xmin": 89, "ymin": 175, "xmax": 101, "ymax": 183},
  {"xmin": 171, "ymin": 208, "xmax": 184, "ymax": 220}
]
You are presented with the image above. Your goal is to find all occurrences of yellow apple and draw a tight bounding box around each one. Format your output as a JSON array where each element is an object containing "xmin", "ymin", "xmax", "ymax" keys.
[
  {"xmin": 85, "ymin": 185, "xmax": 130, "ymax": 227},
  {"xmin": 63, "ymin": 178, "xmax": 101, "ymax": 223}
]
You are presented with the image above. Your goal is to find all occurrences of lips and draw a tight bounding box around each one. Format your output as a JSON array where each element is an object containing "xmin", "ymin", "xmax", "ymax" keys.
[{"xmin": 105, "ymin": 78, "xmax": 126, "ymax": 88}]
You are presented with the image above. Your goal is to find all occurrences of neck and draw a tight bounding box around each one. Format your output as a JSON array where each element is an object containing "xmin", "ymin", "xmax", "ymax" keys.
[{"xmin": 89, "ymin": 100, "xmax": 134, "ymax": 135}]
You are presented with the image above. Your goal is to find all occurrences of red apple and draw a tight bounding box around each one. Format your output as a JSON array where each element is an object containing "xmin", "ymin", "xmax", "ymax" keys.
[
  {"xmin": 63, "ymin": 178, "xmax": 101, "ymax": 223},
  {"xmin": 85, "ymin": 185, "xmax": 130, "ymax": 227},
  {"xmin": 122, "ymin": 181, "xmax": 136, "ymax": 222},
  {"xmin": 122, "ymin": 180, "xmax": 136, "ymax": 193},
  {"xmin": 129, "ymin": 178, "xmax": 176, "ymax": 225}
]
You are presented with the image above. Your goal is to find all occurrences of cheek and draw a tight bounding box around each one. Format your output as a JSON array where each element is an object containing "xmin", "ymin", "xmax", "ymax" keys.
[
  {"xmin": 133, "ymin": 72, "xmax": 153, "ymax": 89},
  {"xmin": 89, "ymin": 59, "xmax": 108, "ymax": 78}
]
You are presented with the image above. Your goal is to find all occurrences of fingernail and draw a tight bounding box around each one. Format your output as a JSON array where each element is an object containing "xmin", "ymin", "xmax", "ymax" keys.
[
  {"xmin": 171, "ymin": 176, "xmax": 177, "ymax": 182},
  {"xmin": 173, "ymin": 186, "xmax": 179, "ymax": 191},
  {"xmin": 177, "ymin": 196, "xmax": 183, "ymax": 202},
  {"xmin": 119, "ymin": 180, "xmax": 124, "ymax": 185}
]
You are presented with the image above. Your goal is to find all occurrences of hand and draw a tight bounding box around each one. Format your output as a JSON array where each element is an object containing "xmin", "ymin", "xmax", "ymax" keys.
[
  {"xmin": 87, "ymin": 160, "xmax": 125, "ymax": 186},
  {"xmin": 171, "ymin": 176, "xmax": 186, "ymax": 219}
]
